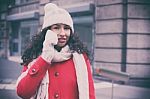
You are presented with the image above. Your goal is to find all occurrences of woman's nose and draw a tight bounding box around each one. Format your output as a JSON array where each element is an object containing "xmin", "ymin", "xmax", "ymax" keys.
[{"xmin": 59, "ymin": 28, "xmax": 65, "ymax": 35}]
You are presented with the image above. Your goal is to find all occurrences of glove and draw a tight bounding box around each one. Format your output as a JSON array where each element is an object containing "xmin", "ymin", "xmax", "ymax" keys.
[
  {"xmin": 41, "ymin": 30, "xmax": 58, "ymax": 64},
  {"xmin": 43, "ymin": 30, "xmax": 58, "ymax": 47}
]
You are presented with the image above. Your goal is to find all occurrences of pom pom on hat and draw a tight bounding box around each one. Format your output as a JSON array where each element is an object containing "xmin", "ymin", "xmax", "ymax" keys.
[{"xmin": 42, "ymin": 3, "xmax": 74, "ymax": 32}]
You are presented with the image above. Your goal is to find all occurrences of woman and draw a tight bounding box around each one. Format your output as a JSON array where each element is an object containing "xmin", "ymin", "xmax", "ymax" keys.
[{"xmin": 16, "ymin": 3, "xmax": 95, "ymax": 99}]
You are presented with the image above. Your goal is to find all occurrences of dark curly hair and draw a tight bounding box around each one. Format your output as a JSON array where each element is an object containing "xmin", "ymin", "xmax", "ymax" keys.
[{"xmin": 21, "ymin": 27, "xmax": 91, "ymax": 66}]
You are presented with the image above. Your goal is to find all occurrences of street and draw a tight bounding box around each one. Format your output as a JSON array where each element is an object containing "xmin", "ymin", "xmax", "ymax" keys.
[
  {"xmin": 0, "ymin": 58, "xmax": 22, "ymax": 99},
  {"xmin": 0, "ymin": 58, "xmax": 150, "ymax": 99}
]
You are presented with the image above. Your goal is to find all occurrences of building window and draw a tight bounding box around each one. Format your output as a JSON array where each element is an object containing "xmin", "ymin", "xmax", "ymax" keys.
[
  {"xmin": 0, "ymin": 13, "xmax": 6, "ymax": 20},
  {"xmin": 0, "ymin": 31, "xmax": 4, "ymax": 38},
  {"xmin": 20, "ymin": 27, "xmax": 30, "ymax": 54},
  {"xmin": 12, "ymin": 42, "xmax": 18, "ymax": 52},
  {"xmin": 11, "ymin": 22, "xmax": 19, "ymax": 39},
  {"xmin": 0, "ymin": 41, "xmax": 3, "ymax": 50}
]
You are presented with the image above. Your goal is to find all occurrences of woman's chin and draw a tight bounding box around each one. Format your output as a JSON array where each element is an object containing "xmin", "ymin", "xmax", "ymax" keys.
[{"xmin": 57, "ymin": 43, "xmax": 66, "ymax": 47}]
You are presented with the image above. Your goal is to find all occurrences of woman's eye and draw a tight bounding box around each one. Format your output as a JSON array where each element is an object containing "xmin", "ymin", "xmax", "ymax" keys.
[
  {"xmin": 64, "ymin": 26, "xmax": 70, "ymax": 30},
  {"xmin": 53, "ymin": 27, "xmax": 60, "ymax": 29}
]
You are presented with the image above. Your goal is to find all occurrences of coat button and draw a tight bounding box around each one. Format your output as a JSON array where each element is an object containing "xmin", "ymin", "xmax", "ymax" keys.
[
  {"xmin": 55, "ymin": 72, "xmax": 59, "ymax": 77},
  {"xmin": 32, "ymin": 68, "xmax": 36, "ymax": 73},
  {"xmin": 54, "ymin": 93, "xmax": 59, "ymax": 98},
  {"xmin": 29, "ymin": 68, "xmax": 39, "ymax": 75}
]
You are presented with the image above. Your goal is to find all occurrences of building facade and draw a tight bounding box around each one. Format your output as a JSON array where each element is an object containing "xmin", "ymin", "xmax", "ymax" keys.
[{"xmin": 0, "ymin": 0, "xmax": 150, "ymax": 87}]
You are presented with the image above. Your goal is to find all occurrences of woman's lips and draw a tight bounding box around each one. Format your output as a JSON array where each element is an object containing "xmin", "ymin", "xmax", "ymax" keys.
[{"xmin": 58, "ymin": 38, "xmax": 66, "ymax": 43}]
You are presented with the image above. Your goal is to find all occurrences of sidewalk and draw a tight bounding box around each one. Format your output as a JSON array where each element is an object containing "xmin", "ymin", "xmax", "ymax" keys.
[
  {"xmin": 8, "ymin": 56, "xmax": 22, "ymax": 63},
  {"xmin": 95, "ymin": 81, "xmax": 150, "ymax": 99}
]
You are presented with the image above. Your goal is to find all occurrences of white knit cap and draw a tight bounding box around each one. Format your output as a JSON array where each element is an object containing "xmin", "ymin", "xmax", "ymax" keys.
[{"xmin": 42, "ymin": 3, "xmax": 74, "ymax": 32}]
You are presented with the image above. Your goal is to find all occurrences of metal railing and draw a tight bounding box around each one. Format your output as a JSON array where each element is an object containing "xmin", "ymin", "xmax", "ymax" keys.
[{"xmin": 95, "ymin": 67, "xmax": 130, "ymax": 99}]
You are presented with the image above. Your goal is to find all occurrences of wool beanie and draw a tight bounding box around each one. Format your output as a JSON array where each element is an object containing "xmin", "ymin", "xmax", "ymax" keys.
[{"xmin": 42, "ymin": 3, "xmax": 74, "ymax": 32}]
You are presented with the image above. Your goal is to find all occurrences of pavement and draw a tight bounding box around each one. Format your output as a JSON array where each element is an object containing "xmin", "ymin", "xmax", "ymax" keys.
[
  {"xmin": 94, "ymin": 80, "xmax": 150, "ymax": 99},
  {"xmin": 0, "ymin": 57, "xmax": 150, "ymax": 99}
]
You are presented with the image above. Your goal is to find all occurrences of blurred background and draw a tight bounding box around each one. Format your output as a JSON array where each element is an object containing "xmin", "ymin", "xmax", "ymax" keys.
[{"xmin": 0, "ymin": 0, "xmax": 150, "ymax": 99}]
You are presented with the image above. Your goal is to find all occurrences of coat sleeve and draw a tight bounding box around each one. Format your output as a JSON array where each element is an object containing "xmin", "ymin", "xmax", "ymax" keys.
[
  {"xmin": 16, "ymin": 56, "xmax": 49, "ymax": 99},
  {"xmin": 83, "ymin": 54, "xmax": 96, "ymax": 99}
]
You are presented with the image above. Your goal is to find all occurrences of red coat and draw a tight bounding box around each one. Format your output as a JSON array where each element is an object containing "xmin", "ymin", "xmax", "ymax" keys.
[{"xmin": 17, "ymin": 54, "xmax": 95, "ymax": 99}]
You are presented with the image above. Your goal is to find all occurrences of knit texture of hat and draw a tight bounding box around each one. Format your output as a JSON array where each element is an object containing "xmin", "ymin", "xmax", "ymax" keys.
[{"xmin": 42, "ymin": 3, "xmax": 74, "ymax": 32}]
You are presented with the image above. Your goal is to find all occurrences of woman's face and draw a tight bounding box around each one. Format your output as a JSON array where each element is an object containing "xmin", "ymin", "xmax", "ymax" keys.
[{"xmin": 50, "ymin": 24, "xmax": 71, "ymax": 47}]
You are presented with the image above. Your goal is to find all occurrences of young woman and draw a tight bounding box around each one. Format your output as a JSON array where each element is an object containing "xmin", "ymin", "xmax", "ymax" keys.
[{"xmin": 16, "ymin": 3, "xmax": 95, "ymax": 99}]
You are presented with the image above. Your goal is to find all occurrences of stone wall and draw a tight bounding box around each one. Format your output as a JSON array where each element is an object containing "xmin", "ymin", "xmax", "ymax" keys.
[
  {"xmin": 94, "ymin": 0, "xmax": 124, "ymax": 72},
  {"xmin": 95, "ymin": 0, "xmax": 150, "ymax": 87}
]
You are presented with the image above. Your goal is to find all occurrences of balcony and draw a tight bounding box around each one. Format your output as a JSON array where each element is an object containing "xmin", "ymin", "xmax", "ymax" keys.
[
  {"xmin": 7, "ymin": 3, "xmax": 39, "ymax": 21},
  {"xmin": 8, "ymin": 2, "xmax": 39, "ymax": 15}
]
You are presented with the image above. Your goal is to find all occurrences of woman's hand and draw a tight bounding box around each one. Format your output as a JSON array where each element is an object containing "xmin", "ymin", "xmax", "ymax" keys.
[
  {"xmin": 43, "ymin": 30, "xmax": 58, "ymax": 50},
  {"xmin": 41, "ymin": 30, "xmax": 58, "ymax": 64}
]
